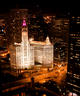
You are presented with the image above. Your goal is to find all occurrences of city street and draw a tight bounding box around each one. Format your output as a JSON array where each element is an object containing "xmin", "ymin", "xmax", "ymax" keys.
[{"xmin": 2, "ymin": 62, "xmax": 67, "ymax": 93}]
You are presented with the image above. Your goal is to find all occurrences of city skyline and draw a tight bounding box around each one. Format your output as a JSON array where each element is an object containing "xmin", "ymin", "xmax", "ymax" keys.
[{"xmin": 0, "ymin": 2, "xmax": 80, "ymax": 95}]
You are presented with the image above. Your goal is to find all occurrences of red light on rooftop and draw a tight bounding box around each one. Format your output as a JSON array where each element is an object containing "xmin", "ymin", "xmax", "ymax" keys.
[{"xmin": 22, "ymin": 19, "xmax": 26, "ymax": 26}]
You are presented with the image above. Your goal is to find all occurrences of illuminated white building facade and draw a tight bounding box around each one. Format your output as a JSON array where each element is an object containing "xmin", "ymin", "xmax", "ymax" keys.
[
  {"xmin": 10, "ymin": 27, "xmax": 53, "ymax": 69},
  {"xmin": 9, "ymin": 10, "xmax": 53, "ymax": 70},
  {"xmin": 30, "ymin": 36, "xmax": 53, "ymax": 67},
  {"xmin": 10, "ymin": 19, "xmax": 34, "ymax": 69}
]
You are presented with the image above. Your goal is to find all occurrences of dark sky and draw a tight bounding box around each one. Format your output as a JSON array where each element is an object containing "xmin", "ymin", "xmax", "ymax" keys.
[{"xmin": 0, "ymin": 0, "xmax": 79, "ymax": 15}]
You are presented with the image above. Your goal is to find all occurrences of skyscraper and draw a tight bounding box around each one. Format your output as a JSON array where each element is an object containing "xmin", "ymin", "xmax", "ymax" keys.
[
  {"xmin": 28, "ymin": 14, "xmax": 47, "ymax": 41},
  {"xmin": 8, "ymin": 9, "xmax": 34, "ymax": 70},
  {"xmin": 6, "ymin": 9, "xmax": 28, "ymax": 45},
  {"xmin": 67, "ymin": 16, "xmax": 80, "ymax": 95},
  {"xmin": 6, "ymin": 9, "xmax": 53, "ymax": 75}
]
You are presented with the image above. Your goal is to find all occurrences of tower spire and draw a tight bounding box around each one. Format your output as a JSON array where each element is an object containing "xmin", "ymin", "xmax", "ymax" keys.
[{"xmin": 45, "ymin": 36, "xmax": 51, "ymax": 45}]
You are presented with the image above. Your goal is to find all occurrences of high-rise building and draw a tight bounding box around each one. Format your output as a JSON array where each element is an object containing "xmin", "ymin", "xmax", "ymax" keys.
[
  {"xmin": 66, "ymin": 16, "xmax": 80, "ymax": 95},
  {"xmin": 7, "ymin": 9, "xmax": 53, "ymax": 72},
  {"xmin": 30, "ymin": 36, "xmax": 53, "ymax": 67},
  {"xmin": 9, "ymin": 9, "xmax": 34, "ymax": 69},
  {"xmin": 0, "ymin": 19, "xmax": 7, "ymax": 48},
  {"xmin": 28, "ymin": 14, "xmax": 47, "ymax": 41},
  {"xmin": 43, "ymin": 15, "xmax": 69, "ymax": 63},
  {"xmin": 6, "ymin": 9, "xmax": 28, "ymax": 45}
]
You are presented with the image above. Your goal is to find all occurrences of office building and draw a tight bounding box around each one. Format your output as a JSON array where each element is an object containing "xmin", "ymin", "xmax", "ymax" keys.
[
  {"xmin": 67, "ymin": 16, "xmax": 80, "ymax": 95},
  {"xmin": 7, "ymin": 9, "xmax": 53, "ymax": 71}
]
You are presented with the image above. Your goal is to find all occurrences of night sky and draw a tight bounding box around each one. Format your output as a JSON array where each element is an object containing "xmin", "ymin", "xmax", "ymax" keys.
[{"xmin": 0, "ymin": 0, "xmax": 80, "ymax": 15}]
